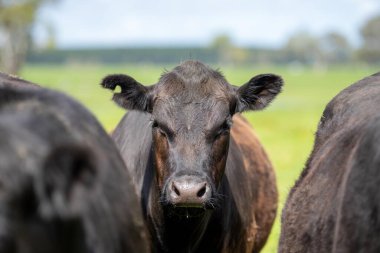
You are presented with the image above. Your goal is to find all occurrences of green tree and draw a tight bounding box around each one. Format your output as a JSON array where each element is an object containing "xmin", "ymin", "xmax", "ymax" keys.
[
  {"xmin": 320, "ymin": 32, "xmax": 351, "ymax": 64},
  {"xmin": 0, "ymin": 0, "xmax": 56, "ymax": 74},
  {"xmin": 210, "ymin": 34, "xmax": 249, "ymax": 65},
  {"xmin": 357, "ymin": 14, "xmax": 380, "ymax": 64},
  {"xmin": 283, "ymin": 31, "xmax": 323, "ymax": 66}
]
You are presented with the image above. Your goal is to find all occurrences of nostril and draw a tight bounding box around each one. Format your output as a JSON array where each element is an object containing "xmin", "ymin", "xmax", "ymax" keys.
[
  {"xmin": 197, "ymin": 184, "xmax": 207, "ymax": 198},
  {"xmin": 172, "ymin": 183, "xmax": 181, "ymax": 196}
]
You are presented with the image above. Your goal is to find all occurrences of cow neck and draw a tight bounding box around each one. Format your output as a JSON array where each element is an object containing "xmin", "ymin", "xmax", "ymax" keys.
[{"xmin": 160, "ymin": 208, "xmax": 212, "ymax": 252}]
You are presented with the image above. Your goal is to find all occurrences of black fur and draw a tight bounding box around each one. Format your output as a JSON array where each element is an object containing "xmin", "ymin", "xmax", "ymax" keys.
[
  {"xmin": 279, "ymin": 72, "xmax": 380, "ymax": 253},
  {"xmin": 0, "ymin": 73, "xmax": 149, "ymax": 253},
  {"xmin": 104, "ymin": 61, "xmax": 281, "ymax": 252},
  {"xmin": 235, "ymin": 74, "xmax": 283, "ymax": 112},
  {"xmin": 101, "ymin": 74, "xmax": 153, "ymax": 112}
]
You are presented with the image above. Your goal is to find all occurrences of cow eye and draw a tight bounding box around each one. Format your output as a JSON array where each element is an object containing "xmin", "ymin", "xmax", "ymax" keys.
[
  {"xmin": 152, "ymin": 121, "xmax": 159, "ymax": 128},
  {"xmin": 214, "ymin": 121, "xmax": 231, "ymax": 139}
]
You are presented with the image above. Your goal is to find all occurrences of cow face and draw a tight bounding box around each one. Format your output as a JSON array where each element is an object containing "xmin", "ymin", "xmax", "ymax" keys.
[{"xmin": 102, "ymin": 61, "xmax": 283, "ymax": 210}]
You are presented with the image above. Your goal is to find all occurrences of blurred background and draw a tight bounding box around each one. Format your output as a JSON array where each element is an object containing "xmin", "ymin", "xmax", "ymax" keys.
[
  {"xmin": 1, "ymin": 0, "xmax": 379, "ymax": 252},
  {"xmin": 2, "ymin": 0, "xmax": 380, "ymax": 73}
]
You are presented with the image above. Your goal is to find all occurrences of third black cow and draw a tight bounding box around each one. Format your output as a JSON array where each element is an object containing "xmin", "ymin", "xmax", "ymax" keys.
[
  {"xmin": 279, "ymin": 72, "xmax": 380, "ymax": 253},
  {"xmin": 101, "ymin": 60, "xmax": 283, "ymax": 252},
  {"xmin": 0, "ymin": 73, "xmax": 149, "ymax": 253}
]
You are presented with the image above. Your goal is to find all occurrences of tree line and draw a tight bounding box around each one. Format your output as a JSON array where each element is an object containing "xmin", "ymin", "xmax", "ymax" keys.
[{"xmin": 1, "ymin": 1, "xmax": 380, "ymax": 74}]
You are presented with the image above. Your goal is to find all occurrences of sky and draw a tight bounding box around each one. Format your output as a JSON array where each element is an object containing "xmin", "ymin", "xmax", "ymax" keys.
[{"xmin": 36, "ymin": 0, "xmax": 380, "ymax": 49}]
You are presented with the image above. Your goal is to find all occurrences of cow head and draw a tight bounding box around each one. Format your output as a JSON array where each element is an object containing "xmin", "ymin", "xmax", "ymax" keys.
[{"xmin": 102, "ymin": 61, "xmax": 282, "ymax": 212}]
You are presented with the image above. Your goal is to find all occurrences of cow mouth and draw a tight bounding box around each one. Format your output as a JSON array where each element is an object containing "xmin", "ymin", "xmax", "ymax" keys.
[
  {"xmin": 170, "ymin": 206, "xmax": 207, "ymax": 218},
  {"xmin": 174, "ymin": 203, "xmax": 205, "ymax": 208},
  {"xmin": 164, "ymin": 201, "xmax": 216, "ymax": 219}
]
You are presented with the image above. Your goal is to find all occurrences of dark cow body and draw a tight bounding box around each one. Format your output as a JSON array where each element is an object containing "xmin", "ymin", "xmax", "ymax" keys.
[
  {"xmin": 279, "ymin": 72, "xmax": 380, "ymax": 253},
  {"xmin": 102, "ymin": 61, "xmax": 282, "ymax": 252},
  {"xmin": 0, "ymin": 73, "xmax": 149, "ymax": 253}
]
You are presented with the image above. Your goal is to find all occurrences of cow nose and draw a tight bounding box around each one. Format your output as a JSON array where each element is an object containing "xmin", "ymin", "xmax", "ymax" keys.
[{"xmin": 168, "ymin": 178, "xmax": 210, "ymax": 207}]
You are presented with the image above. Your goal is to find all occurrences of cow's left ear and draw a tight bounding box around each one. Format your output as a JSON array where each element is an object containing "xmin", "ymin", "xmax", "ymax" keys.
[
  {"xmin": 101, "ymin": 74, "xmax": 154, "ymax": 112},
  {"xmin": 235, "ymin": 74, "xmax": 283, "ymax": 112}
]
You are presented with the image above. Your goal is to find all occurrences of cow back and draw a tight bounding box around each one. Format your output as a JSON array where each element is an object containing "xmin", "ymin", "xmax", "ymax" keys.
[{"xmin": 280, "ymin": 72, "xmax": 380, "ymax": 253}]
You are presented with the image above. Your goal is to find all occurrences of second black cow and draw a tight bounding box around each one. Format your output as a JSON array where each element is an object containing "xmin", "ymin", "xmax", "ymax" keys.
[
  {"xmin": 279, "ymin": 72, "xmax": 380, "ymax": 253},
  {"xmin": 0, "ymin": 73, "xmax": 149, "ymax": 253},
  {"xmin": 102, "ymin": 60, "xmax": 283, "ymax": 252}
]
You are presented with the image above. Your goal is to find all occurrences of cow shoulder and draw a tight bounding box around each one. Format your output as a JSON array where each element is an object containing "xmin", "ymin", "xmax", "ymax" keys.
[{"xmin": 332, "ymin": 117, "xmax": 380, "ymax": 253}]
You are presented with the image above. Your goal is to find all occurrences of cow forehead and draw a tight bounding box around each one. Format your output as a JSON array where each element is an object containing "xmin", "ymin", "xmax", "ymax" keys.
[
  {"xmin": 155, "ymin": 75, "xmax": 231, "ymax": 98},
  {"xmin": 153, "ymin": 73, "xmax": 233, "ymax": 112},
  {"xmin": 154, "ymin": 60, "xmax": 233, "ymax": 98},
  {"xmin": 153, "ymin": 95, "xmax": 231, "ymax": 127}
]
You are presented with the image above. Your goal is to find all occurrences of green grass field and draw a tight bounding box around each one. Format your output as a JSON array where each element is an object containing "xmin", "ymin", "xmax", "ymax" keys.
[{"xmin": 21, "ymin": 63, "xmax": 378, "ymax": 252}]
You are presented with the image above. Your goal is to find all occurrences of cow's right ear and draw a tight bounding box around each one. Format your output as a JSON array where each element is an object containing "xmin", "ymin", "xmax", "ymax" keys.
[{"xmin": 101, "ymin": 74, "xmax": 154, "ymax": 112}]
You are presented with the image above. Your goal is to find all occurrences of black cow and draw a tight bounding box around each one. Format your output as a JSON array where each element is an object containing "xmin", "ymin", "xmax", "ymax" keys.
[
  {"xmin": 101, "ymin": 60, "xmax": 282, "ymax": 252},
  {"xmin": 0, "ymin": 73, "xmax": 149, "ymax": 253},
  {"xmin": 279, "ymin": 72, "xmax": 380, "ymax": 253}
]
